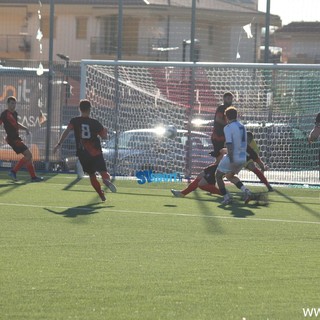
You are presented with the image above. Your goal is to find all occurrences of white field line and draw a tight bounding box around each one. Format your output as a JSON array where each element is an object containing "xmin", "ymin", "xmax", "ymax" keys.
[
  {"xmin": 0, "ymin": 202, "xmax": 320, "ymax": 226},
  {"xmin": 30, "ymin": 182, "xmax": 320, "ymax": 200}
]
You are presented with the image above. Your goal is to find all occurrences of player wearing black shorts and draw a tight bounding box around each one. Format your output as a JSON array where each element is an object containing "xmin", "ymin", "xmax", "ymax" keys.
[
  {"xmin": 170, "ymin": 150, "xmax": 226, "ymax": 198},
  {"xmin": 53, "ymin": 99, "xmax": 116, "ymax": 202},
  {"xmin": 0, "ymin": 96, "xmax": 43, "ymax": 182}
]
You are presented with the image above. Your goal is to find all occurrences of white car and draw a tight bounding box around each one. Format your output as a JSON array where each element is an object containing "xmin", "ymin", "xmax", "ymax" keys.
[{"xmin": 102, "ymin": 127, "xmax": 213, "ymax": 177}]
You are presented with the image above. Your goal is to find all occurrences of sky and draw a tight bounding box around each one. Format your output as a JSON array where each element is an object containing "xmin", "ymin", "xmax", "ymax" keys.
[{"xmin": 258, "ymin": 0, "xmax": 320, "ymax": 25}]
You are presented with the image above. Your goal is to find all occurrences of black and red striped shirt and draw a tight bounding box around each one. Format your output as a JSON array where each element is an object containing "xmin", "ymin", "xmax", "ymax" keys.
[
  {"xmin": 0, "ymin": 109, "xmax": 20, "ymax": 141},
  {"xmin": 68, "ymin": 116, "xmax": 106, "ymax": 157}
]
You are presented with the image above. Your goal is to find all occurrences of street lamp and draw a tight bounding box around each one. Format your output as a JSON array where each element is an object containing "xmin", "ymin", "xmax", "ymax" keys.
[{"xmin": 56, "ymin": 53, "xmax": 69, "ymax": 62}]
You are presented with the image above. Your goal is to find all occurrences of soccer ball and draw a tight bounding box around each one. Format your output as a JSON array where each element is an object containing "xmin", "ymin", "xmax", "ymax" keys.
[{"xmin": 165, "ymin": 125, "xmax": 178, "ymax": 139}]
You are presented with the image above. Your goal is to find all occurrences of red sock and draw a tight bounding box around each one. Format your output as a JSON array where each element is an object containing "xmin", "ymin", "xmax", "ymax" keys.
[
  {"xmin": 26, "ymin": 161, "xmax": 36, "ymax": 178},
  {"xmin": 13, "ymin": 157, "xmax": 27, "ymax": 172},
  {"xmin": 181, "ymin": 177, "xmax": 201, "ymax": 195},
  {"xmin": 253, "ymin": 168, "xmax": 269, "ymax": 187},
  {"xmin": 199, "ymin": 184, "xmax": 221, "ymax": 195},
  {"xmin": 90, "ymin": 175, "xmax": 102, "ymax": 195}
]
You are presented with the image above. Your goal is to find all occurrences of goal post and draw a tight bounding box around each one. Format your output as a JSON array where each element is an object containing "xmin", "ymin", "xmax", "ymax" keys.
[{"xmin": 80, "ymin": 60, "xmax": 320, "ymax": 185}]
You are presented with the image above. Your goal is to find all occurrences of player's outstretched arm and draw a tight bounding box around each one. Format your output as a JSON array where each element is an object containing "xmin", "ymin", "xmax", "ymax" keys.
[{"xmin": 53, "ymin": 126, "xmax": 72, "ymax": 153}]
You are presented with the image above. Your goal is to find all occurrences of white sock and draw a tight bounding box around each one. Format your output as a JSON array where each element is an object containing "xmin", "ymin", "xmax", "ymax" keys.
[{"xmin": 240, "ymin": 186, "xmax": 247, "ymax": 192}]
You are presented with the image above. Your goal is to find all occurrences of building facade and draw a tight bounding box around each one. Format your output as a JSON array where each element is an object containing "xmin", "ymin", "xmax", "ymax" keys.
[{"xmin": 0, "ymin": 0, "xmax": 280, "ymax": 63}]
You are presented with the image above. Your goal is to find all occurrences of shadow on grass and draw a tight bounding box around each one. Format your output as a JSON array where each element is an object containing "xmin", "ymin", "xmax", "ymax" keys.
[
  {"xmin": 0, "ymin": 180, "xmax": 28, "ymax": 196},
  {"xmin": 191, "ymin": 189, "xmax": 225, "ymax": 234},
  {"xmin": 44, "ymin": 202, "xmax": 109, "ymax": 218},
  {"xmin": 213, "ymin": 191, "xmax": 256, "ymax": 218},
  {"xmin": 226, "ymin": 203, "xmax": 255, "ymax": 218},
  {"xmin": 63, "ymin": 177, "xmax": 82, "ymax": 190},
  {"xmin": 0, "ymin": 169, "xmax": 61, "ymax": 197},
  {"xmin": 273, "ymin": 188, "xmax": 320, "ymax": 220}
]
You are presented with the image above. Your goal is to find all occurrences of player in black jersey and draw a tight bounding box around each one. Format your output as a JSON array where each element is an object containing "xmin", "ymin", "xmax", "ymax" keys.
[
  {"xmin": 0, "ymin": 96, "xmax": 43, "ymax": 182},
  {"xmin": 210, "ymin": 92, "xmax": 233, "ymax": 164},
  {"xmin": 54, "ymin": 99, "xmax": 116, "ymax": 202}
]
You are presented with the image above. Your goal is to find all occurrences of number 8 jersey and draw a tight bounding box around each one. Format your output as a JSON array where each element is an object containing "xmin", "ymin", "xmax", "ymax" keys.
[{"xmin": 69, "ymin": 116, "xmax": 107, "ymax": 157}]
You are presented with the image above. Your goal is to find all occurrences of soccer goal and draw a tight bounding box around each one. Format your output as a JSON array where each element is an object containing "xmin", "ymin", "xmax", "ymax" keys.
[{"xmin": 80, "ymin": 60, "xmax": 320, "ymax": 185}]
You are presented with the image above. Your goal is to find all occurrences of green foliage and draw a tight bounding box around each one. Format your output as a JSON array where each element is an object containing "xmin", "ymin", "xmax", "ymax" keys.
[{"xmin": 0, "ymin": 173, "xmax": 319, "ymax": 320}]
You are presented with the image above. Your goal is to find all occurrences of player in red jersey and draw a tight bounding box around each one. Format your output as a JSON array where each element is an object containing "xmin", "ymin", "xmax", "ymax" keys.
[
  {"xmin": 210, "ymin": 92, "xmax": 233, "ymax": 164},
  {"xmin": 170, "ymin": 151, "xmax": 225, "ymax": 198},
  {"xmin": 53, "ymin": 99, "xmax": 116, "ymax": 202},
  {"xmin": 0, "ymin": 96, "xmax": 43, "ymax": 182}
]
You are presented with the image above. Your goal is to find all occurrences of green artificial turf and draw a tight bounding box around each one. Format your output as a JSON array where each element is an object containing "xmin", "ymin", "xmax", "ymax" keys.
[{"xmin": 0, "ymin": 171, "xmax": 319, "ymax": 320}]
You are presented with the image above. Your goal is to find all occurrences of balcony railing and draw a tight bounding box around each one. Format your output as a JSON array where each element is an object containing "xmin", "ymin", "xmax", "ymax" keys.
[{"xmin": 90, "ymin": 37, "xmax": 168, "ymax": 59}]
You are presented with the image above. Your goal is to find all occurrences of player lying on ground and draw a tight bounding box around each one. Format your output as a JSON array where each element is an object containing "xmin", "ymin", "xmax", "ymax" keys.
[
  {"xmin": 170, "ymin": 150, "xmax": 225, "ymax": 198},
  {"xmin": 171, "ymin": 132, "xmax": 272, "ymax": 198}
]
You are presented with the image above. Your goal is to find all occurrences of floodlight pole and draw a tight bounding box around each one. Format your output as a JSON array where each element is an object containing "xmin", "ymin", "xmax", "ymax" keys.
[
  {"xmin": 264, "ymin": 0, "xmax": 271, "ymax": 63},
  {"xmin": 185, "ymin": 0, "xmax": 197, "ymax": 181},
  {"xmin": 112, "ymin": 0, "xmax": 123, "ymax": 177},
  {"xmin": 45, "ymin": 0, "xmax": 55, "ymax": 171}
]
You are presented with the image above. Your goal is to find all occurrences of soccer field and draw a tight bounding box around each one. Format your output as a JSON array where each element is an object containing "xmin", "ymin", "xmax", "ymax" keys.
[{"xmin": 0, "ymin": 172, "xmax": 319, "ymax": 320}]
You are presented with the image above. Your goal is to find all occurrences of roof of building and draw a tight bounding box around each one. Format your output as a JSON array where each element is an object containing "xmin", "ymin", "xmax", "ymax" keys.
[
  {"xmin": 0, "ymin": 0, "xmax": 262, "ymax": 13},
  {"xmin": 0, "ymin": 0, "xmax": 280, "ymax": 25},
  {"xmin": 275, "ymin": 22, "xmax": 320, "ymax": 33}
]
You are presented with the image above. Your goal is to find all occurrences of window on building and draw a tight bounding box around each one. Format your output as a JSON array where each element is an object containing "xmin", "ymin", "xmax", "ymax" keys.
[
  {"xmin": 41, "ymin": 16, "xmax": 56, "ymax": 38},
  {"xmin": 76, "ymin": 17, "xmax": 88, "ymax": 39},
  {"xmin": 94, "ymin": 15, "xmax": 118, "ymax": 55},
  {"xmin": 122, "ymin": 17, "xmax": 139, "ymax": 55}
]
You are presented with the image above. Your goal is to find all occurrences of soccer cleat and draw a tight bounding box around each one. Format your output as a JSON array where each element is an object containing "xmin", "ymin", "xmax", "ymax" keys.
[
  {"xmin": 267, "ymin": 185, "xmax": 274, "ymax": 192},
  {"xmin": 8, "ymin": 170, "xmax": 18, "ymax": 181},
  {"xmin": 31, "ymin": 176, "xmax": 44, "ymax": 182},
  {"xmin": 221, "ymin": 193, "xmax": 232, "ymax": 205},
  {"xmin": 243, "ymin": 189, "xmax": 253, "ymax": 204},
  {"xmin": 103, "ymin": 179, "xmax": 117, "ymax": 193},
  {"xmin": 171, "ymin": 189, "xmax": 185, "ymax": 197},
  {"xmin": 99, "ymin": 190, "xmax": 106, "ymax": 202}
]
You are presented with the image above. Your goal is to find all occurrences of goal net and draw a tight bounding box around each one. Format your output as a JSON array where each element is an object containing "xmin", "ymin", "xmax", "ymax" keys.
[{"xmin": 81, "ymin": 60, "xmax": 320, "ymax": 186}]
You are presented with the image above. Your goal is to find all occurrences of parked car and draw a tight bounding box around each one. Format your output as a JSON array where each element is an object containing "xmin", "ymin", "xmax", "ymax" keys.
[
  {"xmin": 102, "ymin": 127, "xmax": 213, "ymax": 177},
  {"xmin": 244, "ymin": 122, "xmax": 315, "ymax": 170}
]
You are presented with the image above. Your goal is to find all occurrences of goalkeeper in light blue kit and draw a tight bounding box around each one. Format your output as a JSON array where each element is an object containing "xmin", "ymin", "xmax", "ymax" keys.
[{"xmin": 215, "ymin": 106, "xmax": 253, "ymax": 205}]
